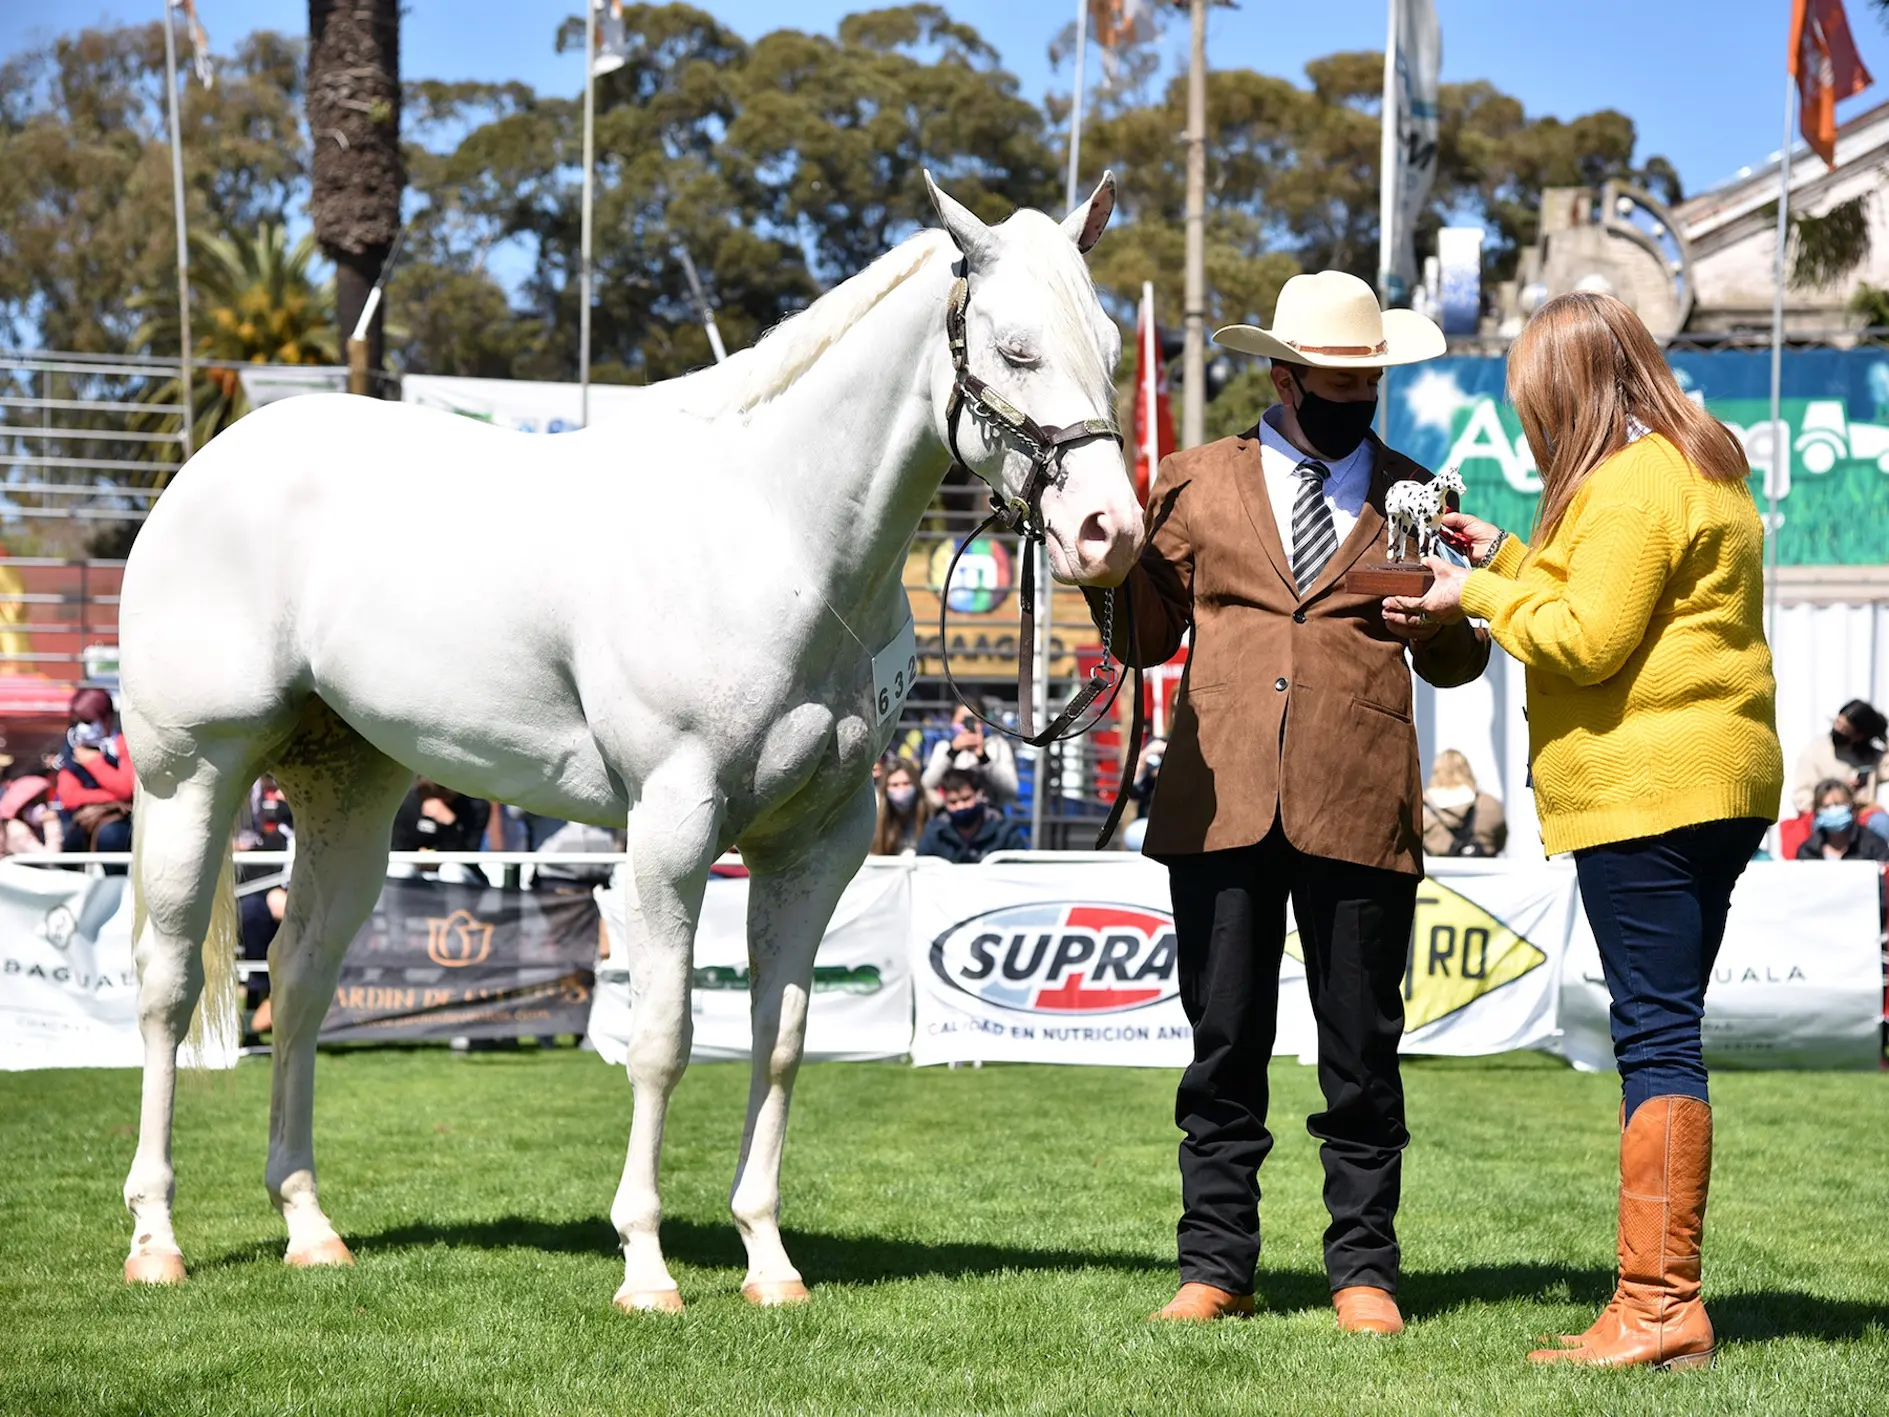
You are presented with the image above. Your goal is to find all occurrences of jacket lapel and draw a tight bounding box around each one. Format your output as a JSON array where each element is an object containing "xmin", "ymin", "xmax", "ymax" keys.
[
  {"xmin": 1230, "ymin": 431, "xmax": 1297, "ymax": 592},
  {"xmin": 1301, "ymin": 435, "xmax": 1395, "ymax": 603}
]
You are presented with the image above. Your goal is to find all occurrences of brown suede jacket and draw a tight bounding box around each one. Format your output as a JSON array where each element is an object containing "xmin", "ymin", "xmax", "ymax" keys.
[{"xmin": 1087, "ymin": 429, "xmax": 1489, "ymax": 874}]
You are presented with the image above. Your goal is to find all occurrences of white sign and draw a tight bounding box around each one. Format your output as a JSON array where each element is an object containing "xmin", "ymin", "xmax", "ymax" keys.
[
  {"xmin": 0, "ymin": 862, "xmax": 141, "ymax": 1070},
  {"xmin": 1555, "ymin": 860, "xmax": 1884, "ymax": 1073},
  {"xmin": 909, "ymin": 855, "xmax": 1198, "ymax": 1066},
  {"xmin": 588, "ymin": 861, "xmax": 914, "ymax": 1064},
  {"xmin": 870, "ymin": 617, "xmax": 918, "ymax": 725}
]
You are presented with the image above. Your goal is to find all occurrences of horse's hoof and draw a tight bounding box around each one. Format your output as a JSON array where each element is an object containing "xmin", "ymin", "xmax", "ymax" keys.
[
  {"xmin": 741, "ymin": 1280, "xmax": 810, "ymax": 1307},
  {"xmin": 124, "ymin": 1250, "xmax": 187, "ymax": 1286},
  {"xmin": 613, "ymin": 1286, "xmax": 685, "ymax": 1314},
  {"xmin": 285, "ymin": 1236, "xmax": 355, "ymax": 1268}
]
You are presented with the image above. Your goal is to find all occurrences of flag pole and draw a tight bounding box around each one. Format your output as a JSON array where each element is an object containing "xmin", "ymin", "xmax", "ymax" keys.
[
  {"xmin": 579, "ymin": 0, "xmax": 597, "ymax": 429},
  {"xmin": 1066, "ymin": 0, "xmax": 1088, "ymax": 213},
  {"xmin": 161, "ymin": 2, "xmax": 195, "ymax": 461},
  {"xmin": 1142, "ymin": 281, "xmax": 1159, "ymax": 478},
  {"xmin": 1376, "ymin": 0, "xmax": 1400, "ymax": 438},
  {"xmin": 1766, "ymin": 65, "xmax": 1796, "ymax": 643},
  {"xmin": 1181, "ymin": 0, "xmax": 1207, "ymax": 449}
]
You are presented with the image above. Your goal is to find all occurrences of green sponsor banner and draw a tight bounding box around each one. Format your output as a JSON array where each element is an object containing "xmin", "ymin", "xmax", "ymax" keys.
[{"xmin": 1385, "ymin": 351, "xmax": 1889, "ymax": 566}]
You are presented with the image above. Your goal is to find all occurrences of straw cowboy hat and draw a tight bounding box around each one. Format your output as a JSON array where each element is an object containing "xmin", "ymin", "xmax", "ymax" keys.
[{"xmin": 1213, "ymin": 271, "xmax": 1446, "ymax": 369}]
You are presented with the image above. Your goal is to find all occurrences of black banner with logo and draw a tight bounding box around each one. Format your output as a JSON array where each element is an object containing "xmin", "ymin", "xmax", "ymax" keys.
[{"xmin": 320, "ymin": 880, "xmax": 600, "ymax": 1041}]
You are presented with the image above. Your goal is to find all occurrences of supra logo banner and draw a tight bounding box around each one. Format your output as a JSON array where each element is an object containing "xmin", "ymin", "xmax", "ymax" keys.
[
  {"xmin": 425, "ymin": 909, "xmax": 495, "ymax": 968},
  {"xmin": 929, "ymin": 901, "xmax": 1178, "ymax": 1015}
]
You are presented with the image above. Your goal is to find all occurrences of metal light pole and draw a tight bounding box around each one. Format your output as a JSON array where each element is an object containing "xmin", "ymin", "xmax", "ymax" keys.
[
  {"xmin": 161, "ymin": 2, "xmax": 195, "ymax": 460},
  {"xmin": 1181, "ymin": 0, "xmax": 1207, "ymax": 449},
  {"xmin": 1765, "ymin": 62, "xmax": 1796, "ymax": 645},
  {"xmin": 579, "ymin": 0, "xmax": 597, "ymax": 428}
]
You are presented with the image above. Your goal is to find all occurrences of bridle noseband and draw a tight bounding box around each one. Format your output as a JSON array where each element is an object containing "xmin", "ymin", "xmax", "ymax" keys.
[{"xmin": 935, "ymin": 268, "xmax": 1147, "ymax": 849}]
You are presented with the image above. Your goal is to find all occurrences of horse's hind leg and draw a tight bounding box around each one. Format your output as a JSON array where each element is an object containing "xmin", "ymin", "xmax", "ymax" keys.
[
  {"xmin": 610, "ymin": 750, "xmax": 724, "ymax": 1314},
  {"xmin": 729, "ymin": 781, "xmax": 877, "ymax": 1306},
  {"xmin": 124, "ymin": 755, "xmax": 251, "ymax": 1285},
  {"xmin": 264, "ymin": 706, "xmax": 414, "ymax": 1267}
]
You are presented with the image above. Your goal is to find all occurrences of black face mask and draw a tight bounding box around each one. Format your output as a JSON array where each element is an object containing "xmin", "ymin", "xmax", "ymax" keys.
[{"xmin": 1289, "ymin": 376, "xmax": 1377, "ymax": 459}]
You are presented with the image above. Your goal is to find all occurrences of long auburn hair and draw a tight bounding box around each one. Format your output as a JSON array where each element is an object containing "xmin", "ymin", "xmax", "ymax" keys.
[
  {"xmin": 1508, "ymin": 292, "xmax": 1750, "ymax": 541},
  {"xmin": 871, "ymin": 757, "xmax": 930, "ymax": 855}
]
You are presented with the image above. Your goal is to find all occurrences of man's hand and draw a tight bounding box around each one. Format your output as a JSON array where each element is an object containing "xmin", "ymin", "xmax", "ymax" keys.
[
  {"xmin": 1385, "ymin": 556, "xmax": 1470, "ymax": 635},
  {"xmin": 419, "ymin": 796, "xmax": 459, "ymax": 826},
  {"xmin": 72, "ymin": 744, "xmax": 101, "ymax": 765},
  {"xmin": 951, "ymin": 726, "xmax": 984, "ymax": 754}
]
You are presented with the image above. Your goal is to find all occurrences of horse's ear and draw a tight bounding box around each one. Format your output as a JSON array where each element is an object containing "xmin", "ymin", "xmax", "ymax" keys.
[
  {"xmin": 1061, "ymin": 170, "xmax": 1117, "ymax": 254},
  {"xmin": 924, "ymin": 170, "xmax": 994, "ymax": 265}
]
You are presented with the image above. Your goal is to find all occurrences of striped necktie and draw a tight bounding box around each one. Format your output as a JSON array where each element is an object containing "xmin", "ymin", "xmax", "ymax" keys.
[{"xmin": 1290, "ymin": 458, "xmax": 1338, "ymax": 592}]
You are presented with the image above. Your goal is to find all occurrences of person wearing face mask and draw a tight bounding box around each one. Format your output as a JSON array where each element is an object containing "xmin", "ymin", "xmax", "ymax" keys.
[
  {"xmin": 1790, "ymin": 699, "xmax": 1887, "ymax": 819},
  {"xmin": 871, "ymin": 757, "xmax": 932, "ymax": 856},
  {"xmin": 1794, "ymin": 779, "xmax": 1889, "ymax": 863},
  {"xmin": 1083, "ymin": 271, "xmax": 1488, "ymax": 1334},
  {"xmin": 54, "ymin": 685, "xmax": 135, "ymax": 860},
  {"xmin": 0, "ymin": 774, "xmax": 64, "ymax": 856},
  {"xmin": 915, "ymin": 768, "xmax": 1027, "ymax": 864}
]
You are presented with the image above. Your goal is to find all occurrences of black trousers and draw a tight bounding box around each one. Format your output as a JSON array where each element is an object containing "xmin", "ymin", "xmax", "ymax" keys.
[{"xmin": 1165, "ymin": 822, "xmax": 1417, "ymax": 1295}]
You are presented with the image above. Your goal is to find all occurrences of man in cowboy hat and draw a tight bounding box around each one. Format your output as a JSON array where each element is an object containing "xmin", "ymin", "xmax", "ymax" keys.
[{"xmin": 1085, "ymin": 270, "xmax": 1489, "ymax": 1334}]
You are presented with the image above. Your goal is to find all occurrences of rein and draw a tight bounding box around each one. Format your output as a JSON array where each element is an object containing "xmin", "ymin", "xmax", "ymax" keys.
[{"xmin": 935, "ymin": 271, "xmax": 1147, "ymax": 849}]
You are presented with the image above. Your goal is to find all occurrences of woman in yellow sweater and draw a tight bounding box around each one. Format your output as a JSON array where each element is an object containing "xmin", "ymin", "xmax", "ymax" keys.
[{"xmin": 1389, "ymin": 292, "xmax": 1782, "ymax": 1370}]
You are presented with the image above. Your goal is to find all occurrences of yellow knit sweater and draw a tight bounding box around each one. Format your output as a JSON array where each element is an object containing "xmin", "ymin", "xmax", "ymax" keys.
[{"xmin": 1461, "ymin": 434, "xmax": 1783, "ymax": 855}]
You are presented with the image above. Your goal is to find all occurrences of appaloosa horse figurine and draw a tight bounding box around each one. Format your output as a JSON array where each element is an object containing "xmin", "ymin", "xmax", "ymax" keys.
[{"xmin": 114, "ymin": 173, "xmax": 1141, "ymax": 1310}]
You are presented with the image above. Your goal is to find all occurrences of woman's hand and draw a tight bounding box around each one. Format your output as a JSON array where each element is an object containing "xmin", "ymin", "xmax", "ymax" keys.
[
  {"xmin": 1438, "ymin": 511, "xmax": 1503, "ymax": 564},
  {"xmin": 1384, "ymin": 557, "xmax": 1471, "ymax": 632}
]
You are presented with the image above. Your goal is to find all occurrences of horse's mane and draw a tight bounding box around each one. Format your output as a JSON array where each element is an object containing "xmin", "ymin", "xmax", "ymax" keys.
[{"xmin": 676, "ymin": 230, "xmax": 953, "ymax": 418}]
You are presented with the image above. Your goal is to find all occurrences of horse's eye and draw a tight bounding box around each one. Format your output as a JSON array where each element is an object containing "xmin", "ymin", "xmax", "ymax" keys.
[{"xmin": 997, "ymin": 342, "xmax": 1039, "ymax": 368}]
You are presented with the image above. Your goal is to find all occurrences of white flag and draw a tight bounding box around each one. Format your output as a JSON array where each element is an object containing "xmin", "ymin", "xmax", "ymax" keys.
[
  {"xmin": 592, "ymin": 0, "xmax": 630, "ymax": 78},
  {"xmin": 171, "ymin": 0, "xmax": 214, "ymax": 88},
  {"xmin": 1385, "ymin": 0, "xmax": 1440, "ymax": 305}
]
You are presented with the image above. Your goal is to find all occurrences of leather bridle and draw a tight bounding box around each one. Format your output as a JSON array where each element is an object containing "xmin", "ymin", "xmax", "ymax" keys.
[{"xmin": 934, "ymin": 269, "xmax": 1148, "ymax": 849}]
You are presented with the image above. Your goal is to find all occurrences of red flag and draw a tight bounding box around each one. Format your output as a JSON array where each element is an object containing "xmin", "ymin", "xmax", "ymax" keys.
[
  {"xmin": 1790, "ymin": 0, "xmax": 1874, "ymax": 166},
  {"xmin": 1131, "ymin": 283, "xmax": 1174, "ymax": 506}
]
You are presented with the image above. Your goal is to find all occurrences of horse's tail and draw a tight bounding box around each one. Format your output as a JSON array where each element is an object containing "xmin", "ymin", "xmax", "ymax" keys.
[{"xmin": 130, "ymin": 777, "xmax": 240, "ymax": 1069}]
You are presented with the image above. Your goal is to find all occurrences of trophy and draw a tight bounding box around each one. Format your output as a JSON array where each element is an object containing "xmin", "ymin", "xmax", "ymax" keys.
[{"xmin": 1345, "ymin": 467, "xmax": 1467, "ymax": 596}]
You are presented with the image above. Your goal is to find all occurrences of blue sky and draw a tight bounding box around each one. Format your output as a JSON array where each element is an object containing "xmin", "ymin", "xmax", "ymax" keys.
[{"xmin": 11, "ymin": 1, "xmax": 1887, "ymax": 197}]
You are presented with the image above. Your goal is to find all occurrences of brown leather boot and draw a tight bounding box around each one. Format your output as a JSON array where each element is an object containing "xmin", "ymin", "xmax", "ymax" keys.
[
  {"xmin": 1151, "ymin": 1283, "xmax": 1255, "ymax": 1321},
  {"xmin": 1530, "ymin": 1096, "xmax": 1715, "ymax": 1369},
  {"xmin": 1333, "ymin": 1286, "xmax": 1404, "ymax": 1335}
]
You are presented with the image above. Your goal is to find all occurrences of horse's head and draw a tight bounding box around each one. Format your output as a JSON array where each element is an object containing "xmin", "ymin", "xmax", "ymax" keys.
[{"xmin": 924, "ymin": 172, "xmax": 1144, "ymax": 588}]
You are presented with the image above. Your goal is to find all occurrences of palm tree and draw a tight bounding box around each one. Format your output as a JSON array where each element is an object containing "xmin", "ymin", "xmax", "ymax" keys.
[
  {"xmin": 307, "ymin": 0, "xmax": 402, "ymax": 389},
  {"xmin": 131, "ymin": 221, "xmax": 338, "ymax": 469}
]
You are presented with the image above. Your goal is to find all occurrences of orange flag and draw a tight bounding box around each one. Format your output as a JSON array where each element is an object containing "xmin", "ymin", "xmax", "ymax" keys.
[{"xmin": 1790, "ymin": 0, "xmax": 1874, "ymax": 166}]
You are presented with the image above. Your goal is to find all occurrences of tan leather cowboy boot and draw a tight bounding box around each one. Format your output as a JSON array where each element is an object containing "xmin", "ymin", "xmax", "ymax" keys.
[
  {"xmin": 1530, "ymin": 1095, "xmax": 1715, "ymax": 1369},
  {"xmin": 1333, "ymin": 1286, "xmax": 1404, "ymax": 1335},
  {"xmin": 1151, "ymin": 1283, "xmax": 1255, "ymax": 1321}
]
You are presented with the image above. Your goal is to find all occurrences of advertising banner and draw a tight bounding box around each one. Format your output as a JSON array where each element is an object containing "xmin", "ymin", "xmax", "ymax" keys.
[
  {"xmin": 320, "ymin": 880, "xmax": 598, "ymax": 1042},
  {"xmin": 909, "ymin": 855, "xmax": 1201, "ymax": 1066},
  {"xmin": 1555, "ymin": 861, "xmax": 1884, "ymax": 1073},
  {"xmin": 588, "ymin": 860, "xmax": 913, "ymax": 1064},
  {"xmin": 1385, "ymin": 349, "xmax": 1889, "ymax": 566},
  {"xmin": 0, "ymin": 863, "xmax": 140, "ymax": 1070}
]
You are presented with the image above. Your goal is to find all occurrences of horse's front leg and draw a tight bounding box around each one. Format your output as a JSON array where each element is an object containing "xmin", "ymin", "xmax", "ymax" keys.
[
  {"xmin": 610, "ymin": 749, "xmax": 724, "ymax": 1314},
  {"xmin": 728, "ymin": 780, "xmax": 877, "ymax": 1305}
]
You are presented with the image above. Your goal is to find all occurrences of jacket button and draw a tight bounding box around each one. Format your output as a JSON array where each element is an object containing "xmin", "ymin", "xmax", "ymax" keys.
[
  {"xmin": 1274, "ymin": 677, "xmax": 1288, "ymax": 692},
  {"xmin": 1292, "ymin": 610, "xmax": 1306, "ymax": 624}
]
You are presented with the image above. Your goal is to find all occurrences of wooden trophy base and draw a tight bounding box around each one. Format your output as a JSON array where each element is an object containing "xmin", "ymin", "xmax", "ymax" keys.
[{"xmin": 1345, "ymin": 561, "xmax": 1436, "ymax": 597}]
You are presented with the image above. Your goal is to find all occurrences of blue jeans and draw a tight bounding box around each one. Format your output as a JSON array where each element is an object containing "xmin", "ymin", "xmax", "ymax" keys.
[{"xmin": 1574, "ymin": 817, "xmax": 1768, "ymax": 1121}]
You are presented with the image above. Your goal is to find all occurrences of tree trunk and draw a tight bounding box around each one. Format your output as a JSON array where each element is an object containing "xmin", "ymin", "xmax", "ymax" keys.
[{"xmin": 307, "ymin": 0, "xmax": 401, "ymax": 393}]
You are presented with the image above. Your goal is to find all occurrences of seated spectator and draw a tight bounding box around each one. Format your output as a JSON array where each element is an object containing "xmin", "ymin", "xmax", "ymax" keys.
[
  {"xmin": 922, "ymin": 704, "xmax": 1018, "ymax": 806},
  {"xmin": 872, "ymin": 757, "xmax": 931, "ymax": 856},
  {"xmin": 0, "ymin": 774, "xmax": 63, "ymax": 856},
  {"xmin": 238, "ymin": 883, "xmax": 288, "ymax": 1037},
  {"xmin": 1794, "ymin": 779, "xmax": 1889, "ymax": 863},
  {"xmin": 1791, "ymin": 699, "xmax": 1887, "ymax": 815},
  {"xmin": 55, "ymin": 686, "xmax": 134, "ymax": 860},
  {"xmin": 916, "ymin": 768, "xmax": 1028, "ymax": 863},
  {"xmin": 391, "ymin": 778, "xmax": 491, "ymax": 860},
  {"xmin": 235, "ymin": 775, "xmax": 294, "ymax": 852},
  {"xmin": 1119, "ymin": 739, "xmax": 1166, "ymax": 853},
  {"xmin": 1421, "ymin": 749, "xmax": 1508, "ymax": 858}
]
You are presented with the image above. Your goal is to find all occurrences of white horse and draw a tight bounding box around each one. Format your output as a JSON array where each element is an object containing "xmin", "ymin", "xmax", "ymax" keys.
[
  {"xmin": 115, "ymin": 173, "xmax": 1141, "ymax": 1311},
  {"xmin": 1385, "ymin": 466, "xmax": 1466, "ymax": 562}
]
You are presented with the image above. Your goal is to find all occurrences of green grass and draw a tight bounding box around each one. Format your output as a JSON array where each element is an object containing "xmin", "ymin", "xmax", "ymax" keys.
[{"xmin": 1, "ymin": 1050, "xmax": 1885, "ymax": 1416}]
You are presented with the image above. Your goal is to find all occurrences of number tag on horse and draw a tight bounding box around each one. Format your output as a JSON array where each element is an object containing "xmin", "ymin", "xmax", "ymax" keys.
[{"xmin": 870, "ymin": 618, "xmax": 918, "ymax": 724}]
